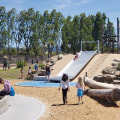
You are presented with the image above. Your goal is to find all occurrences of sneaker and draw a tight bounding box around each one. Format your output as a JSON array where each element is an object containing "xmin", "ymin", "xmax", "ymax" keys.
[
  {"xmin": 65, "ymin": 99, "xmax": 68, "ymax": 103},
  {"xmin": 82, "ymin": 101, "xmax": 84, "ymax": 104}
]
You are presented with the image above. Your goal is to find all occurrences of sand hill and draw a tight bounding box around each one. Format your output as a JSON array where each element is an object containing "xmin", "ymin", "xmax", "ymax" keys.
[{"xmin": 1, "ymin": 53, "xmax": 120, "ymax": 120}]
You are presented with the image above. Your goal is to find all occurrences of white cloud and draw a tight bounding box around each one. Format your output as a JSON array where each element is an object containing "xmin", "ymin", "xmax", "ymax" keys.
[
  {"xmin": 55, "ymin": 4, "xmax": 67, "ymax": 10},
  {"xmin": 52, "ymin": 0, "xmax": 72, "ymax": 11},
  {"xmin": 74, "ymin": 0, "xmax": 96, "ymax": 6}
]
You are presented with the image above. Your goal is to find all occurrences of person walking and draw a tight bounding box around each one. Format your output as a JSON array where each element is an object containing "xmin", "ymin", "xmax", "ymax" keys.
[
  {"xmin": 45, "ymin": 63, "xmax": 51, "ymax": 83},
  {"xmin": 0, "ymin": 78, "xmax": 15, "ymax": 96},
  {"xmin": 59, "ymin": 73, "xmax": 70, "ymax": 105},
  {"xmin": 76, "ymin": 77, "xmax": 85, "ymax": 105}
]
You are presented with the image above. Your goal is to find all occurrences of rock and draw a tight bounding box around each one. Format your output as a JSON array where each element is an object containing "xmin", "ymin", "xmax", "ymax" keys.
[
  {"xmin": 93, "ymin": 74, "xmax": 116, "ymax": 83},
  {"xmin": 38, "ymin": 69, "xmax": 46, "ymax": 76},
  {"xmin": 115, "ymin": 71, "xmax": 120, "ymax": 77},
  {"xmin": 112, "ymin": 62, "xmax": 119, "ymax": 66},
  {"xmin": 58, "ymin": 54, "xmax": 63, "ymax": 60},
  {"xmin": 113, "ymin": 58, "xmax": 120, "ymax": 62},
  {"xmin": 29, "ymin": 74, "xmax": 38, "ymax": 80},
  {"xmin": 102, "ymin": 67, "xmax": 116, "ymax": 75},
  {"xmin": 50, "ymin": 58, "xmax": 57, "ymax": 63},
  {"xmin": 49, "ymin": 62, "xmax": 55, "ymax": 66}
]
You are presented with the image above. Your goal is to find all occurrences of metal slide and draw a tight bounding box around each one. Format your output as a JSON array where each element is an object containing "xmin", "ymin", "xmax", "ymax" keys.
[{"xmin": 34, "ymin": 51, "xmax": 96, "ymax": 82}]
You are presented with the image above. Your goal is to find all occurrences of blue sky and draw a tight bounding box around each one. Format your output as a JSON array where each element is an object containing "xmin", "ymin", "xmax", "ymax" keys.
[{"xmin": 0, "ymin": 0, "xmax": 120, "ymax": 27}]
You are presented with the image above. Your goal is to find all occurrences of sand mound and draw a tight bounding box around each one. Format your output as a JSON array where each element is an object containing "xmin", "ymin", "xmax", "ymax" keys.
[{"xmin": 1, "ymin": 53, "xmax": 120, "ymax": 120}]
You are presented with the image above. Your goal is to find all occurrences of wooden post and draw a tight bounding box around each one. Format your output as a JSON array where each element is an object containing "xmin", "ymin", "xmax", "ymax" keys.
[
  {"xmin": 101, "ymin": 22, "xmax": 104, "ymax": 53},
  {"xmin": 117, "ymin": 17, "xmax": 119, "ymax": 53}
]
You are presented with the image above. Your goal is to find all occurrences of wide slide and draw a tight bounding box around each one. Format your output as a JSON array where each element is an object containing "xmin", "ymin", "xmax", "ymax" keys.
[{"xmin": 34, "ymin": 51, "xmax": 96, "ymax": 82}]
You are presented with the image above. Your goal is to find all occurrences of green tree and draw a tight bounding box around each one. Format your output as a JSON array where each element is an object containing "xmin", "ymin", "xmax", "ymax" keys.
[
  {"xmin": 0, "ymin": 6, "xmax": 7, "ymax": 49},
  {"xmin": 71, "ymin": 15, "xmax": 80, "ymax": 53},
  {"xmin": 61, "ymin": 16, "xmax": 72, "ymax": 53},
  {"xmin": 6, "ymin": 8, "xmax": 16, "ymax": 58}
]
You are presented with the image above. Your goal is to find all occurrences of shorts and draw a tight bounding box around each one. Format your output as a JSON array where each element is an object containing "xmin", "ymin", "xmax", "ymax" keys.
[
  {"xmin": 3, "ymin": 64, "xmax": 7, "ymax": 68},
  {"xmin": 46, "ymin": 72, "xmax": 50, "ymax": 76},
  {"xmin": 77, "ymin": 89, "xmax": 83, "ymax": 97},
  {"xmin": 28, "ymin": 72, "xmax": 31, "ymax": 75}
]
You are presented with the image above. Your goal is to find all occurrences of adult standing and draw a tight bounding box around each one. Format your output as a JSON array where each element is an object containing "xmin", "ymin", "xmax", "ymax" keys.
[
  {"xmin": 3, "ymin": 56, "xmax": 8, "ymax": 70},
  {"xmin": 45, "ymin": 63, "xmax": 51, "ymax": 83},
  {"xmin": 31, "ymin": 59, "xmax": 34, "ymax": 64},
  {"xmin": 59, "ymin": 73, "xmax": 70, "ymax": 105}
]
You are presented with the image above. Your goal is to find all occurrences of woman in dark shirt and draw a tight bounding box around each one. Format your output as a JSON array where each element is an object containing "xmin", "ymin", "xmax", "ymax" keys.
[{"xmin": 45, "ymin": 63, "xmax": 51, "ymax": 83}]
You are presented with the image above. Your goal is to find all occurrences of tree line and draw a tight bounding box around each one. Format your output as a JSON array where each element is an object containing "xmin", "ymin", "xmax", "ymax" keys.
[{"xmin": 0, "ymin": 6, "xmax": 115, "ymax": 58}]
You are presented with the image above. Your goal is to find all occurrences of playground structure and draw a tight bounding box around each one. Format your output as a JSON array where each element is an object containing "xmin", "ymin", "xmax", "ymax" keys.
[
  {"xmin": 85, "ymin": 77, "xmax": 120, "ymax": 103},
  {"xmin": 101, "ymin": 18, "xmax": 120, "ymax": 53},
  {"xmin": 33, "ymin": 51, "xmax": 96, "ymax": 82}
]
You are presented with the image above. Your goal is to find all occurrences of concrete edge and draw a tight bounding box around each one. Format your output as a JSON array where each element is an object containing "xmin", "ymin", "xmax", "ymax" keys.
[{"xmin": 0, "ymin": 96, "xmax": 9, "ymax": 115}]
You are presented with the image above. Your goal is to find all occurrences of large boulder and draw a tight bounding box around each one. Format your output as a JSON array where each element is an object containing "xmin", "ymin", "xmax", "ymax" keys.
[
  {"xmin": 115, "ymin": 71, "xmax": 120, "ymax": 77},
  {"xmin": 102, "ymin": 67, "xmax": 116, "ymax": 75},
  {"xmin": 28, "ymin": 74, "xmax": 38, "ymax": 80},
  {"xmin": 38, "ymin": 69, "xmax": 46, "ymax": 76},
  {"xmin": 113, "ymin": 58, "xmax": 120, "ymax": 62},
  {"xmin": 112, "ymin": 62, "xmax": 119, "ymax": 66},
  {"xmin": 58, "ymin": 54, "xmax": 63, "ymax": 60},
  {"xmin": 93, "ymin": 74, "xmax": 116, "ymax": 83}
]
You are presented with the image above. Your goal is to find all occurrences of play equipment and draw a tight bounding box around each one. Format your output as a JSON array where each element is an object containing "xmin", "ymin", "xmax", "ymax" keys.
[
  {"xmin": 34, "ymin": 51, "xmax": 96, "ymax": 82},
  {"xmin": 85, "ymin": 77, "xmax": 120, "ymax": 103},
  {"xmin": 15, "ymin": 81, "xmax": 76, "ymax": 87}
]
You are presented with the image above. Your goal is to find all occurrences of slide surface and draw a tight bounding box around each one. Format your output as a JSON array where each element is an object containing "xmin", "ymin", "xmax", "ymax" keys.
[{"xmin": 34, "ymin": 51, "xmax": 96, "ymax": 82}]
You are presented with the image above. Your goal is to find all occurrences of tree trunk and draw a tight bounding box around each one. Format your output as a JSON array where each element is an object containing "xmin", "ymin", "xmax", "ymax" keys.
[
  {"xmin": 84, "ymin": 77, "xmax": 120, "ymax": 89},
  {"xmin": 86, "ymin": 88, "xmax": 120, "ymax": 103}
]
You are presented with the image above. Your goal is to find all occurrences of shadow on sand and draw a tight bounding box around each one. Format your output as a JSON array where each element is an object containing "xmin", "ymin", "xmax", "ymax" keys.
[
  {"xmin": 51, "ymin": 103, "xmax": 79, "ymax": 106},
  {"xmin": 89, "ymin": 96, "xmax": 119, "ymax": 108}
]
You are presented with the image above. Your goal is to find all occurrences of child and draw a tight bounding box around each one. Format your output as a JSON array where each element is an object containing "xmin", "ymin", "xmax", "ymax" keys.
[
  {"xmin": 28, "ymin": 66, "xmax": 32, "ymax": 75},
  {"xmin": 21, "ymin": 66, "xmax": 23, "ymax": 79},
  {"xmin": 0, "ymin": 78, "xmax": 15, "ymax": 96},
  {"xmin": 76, "ymin": 77, "xmax": 85, "ymax": 105},
  {"xmin": 59, "ymin": 73, "xmax": 70, "ymax": 105},
  {"xmin": 34, "ymin": 63, "xmax": 38, "ymax": 71},
  {"xmin": 8, "ymin": 61, "xmax": 10, "ymax": 70},
  {"xmin": 74, "ymin": 52, "xmax": 79, "ymax": 60},
  {"xmin": 45, "ymin": 63, "xmax": 51, "ymax": 83}
]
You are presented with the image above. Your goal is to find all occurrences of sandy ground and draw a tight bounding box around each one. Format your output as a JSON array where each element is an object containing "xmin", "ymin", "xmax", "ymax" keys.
[{"xmin": 1, "ymin": 53, "xmax": 120, "ymax": 120}]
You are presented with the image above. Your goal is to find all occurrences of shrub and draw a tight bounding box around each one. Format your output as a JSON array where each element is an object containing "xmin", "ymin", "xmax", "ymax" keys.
[
  {"xmin": 2, "ymin": 48, "xmax": 8, "ymax": 55},
  {"xmin": 117, "ymin": 63, "xmax": 120, "ymax": 71},
  {"xmin": 17, "ymin": 60, "xmax": 27, "ymax": 68},
  {"xmin": 10, "ymin": 48, "xmax": 17, "ymax": 55},
  {"xmin": 24, "ymin": 61, "xmax": 27, "ymax": 66},
  {"xmin": 39, "ymin": 62, "xmax": 45, "ymax": 69}
]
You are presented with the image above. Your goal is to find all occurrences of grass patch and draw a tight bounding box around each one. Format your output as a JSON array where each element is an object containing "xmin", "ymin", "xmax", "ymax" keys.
[{"xmin": 0, "ymin": 64, "xmax": 35, "ymax": 79}]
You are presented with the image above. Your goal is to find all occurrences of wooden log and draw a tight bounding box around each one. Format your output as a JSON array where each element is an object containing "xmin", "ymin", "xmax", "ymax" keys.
[
  {"xmin": 86, "ymin": 88, "xmax": 120, "ymax": 103},
  {"xmin": 84, "ymin": 77, "xmax": 120, "ymax": 89}
]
